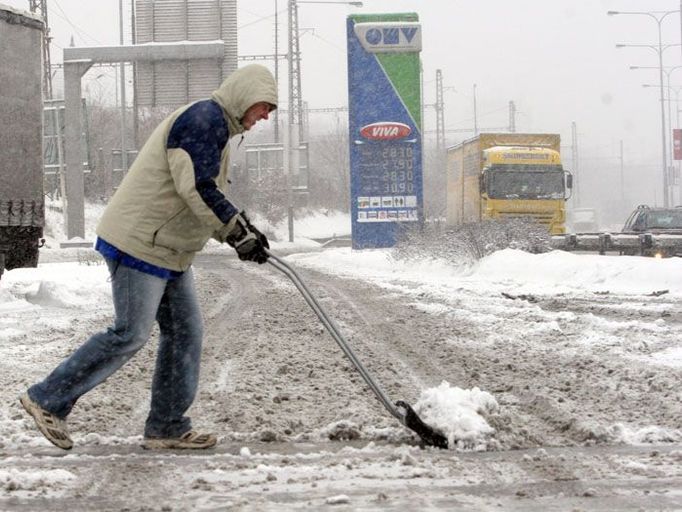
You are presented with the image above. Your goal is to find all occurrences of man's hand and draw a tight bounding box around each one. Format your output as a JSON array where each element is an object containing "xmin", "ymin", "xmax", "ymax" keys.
[{"xmin": 225, "ymin": 212, "xmax": 269, "ymax": 264}]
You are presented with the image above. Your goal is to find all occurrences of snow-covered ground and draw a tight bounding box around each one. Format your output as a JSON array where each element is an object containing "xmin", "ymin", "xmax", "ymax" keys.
[{"xmin": 1, "ymin": 205, "xmax": 681, "ymax": 510}]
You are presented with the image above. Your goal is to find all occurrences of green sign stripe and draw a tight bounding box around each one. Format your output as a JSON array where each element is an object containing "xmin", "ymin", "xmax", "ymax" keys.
[
  {"xmin": 375, "ymin": 53, "xmax": 422, "ymax": 131},
  {"xmin": 348, "ymin": 12, "xmax": 422, "ymax": 129}
]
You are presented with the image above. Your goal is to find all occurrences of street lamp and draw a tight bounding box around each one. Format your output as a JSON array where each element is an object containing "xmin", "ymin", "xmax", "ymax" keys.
[
  {"xmin": 642, "ymin": 83, "xmax": 682, "ymax": 128},
  {"xmin": 610, "ymin": 9, "xmax": 680, "ymax": 206}
]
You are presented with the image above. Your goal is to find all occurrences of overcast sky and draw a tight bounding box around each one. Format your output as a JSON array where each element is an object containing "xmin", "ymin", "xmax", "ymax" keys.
[{"xmin": 3, "ymin": 0, "xmax": 682, "ymax": 208}]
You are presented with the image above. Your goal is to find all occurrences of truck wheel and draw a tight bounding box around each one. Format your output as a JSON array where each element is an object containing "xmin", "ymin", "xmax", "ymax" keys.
[
  {"xmin": 5, "ymin": 241, "xmax": 39, "ymax": 270},
  {"xmin": 22, "ymin": 243, "xmax": 39, "ymax": 268}
]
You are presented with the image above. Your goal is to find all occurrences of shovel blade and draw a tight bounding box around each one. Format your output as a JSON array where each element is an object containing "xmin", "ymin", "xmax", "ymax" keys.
[{"xmin": 395, "ymin": 400, "xmax": 449, "ymax": 449}]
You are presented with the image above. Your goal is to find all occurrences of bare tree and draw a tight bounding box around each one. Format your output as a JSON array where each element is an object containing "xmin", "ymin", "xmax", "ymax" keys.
[
  {"xmin": 307, "ymin": 116, "xmax": 350, "ymax": 212},
  {"xmin": 82, "ymin": 83, "xmax": 122, "ymax": 201},
  {"xmin": 422, "ymin": 138, "xmax": 447, "ymax": 221}
]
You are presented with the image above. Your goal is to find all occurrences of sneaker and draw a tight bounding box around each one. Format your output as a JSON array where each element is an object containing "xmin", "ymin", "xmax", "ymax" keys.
[
  {"xmin": 142, "ymin": 430, "xmax": 217, "ymax": 450},
  {"xmin": 19, "ymin": 393, "xmax": 73, "ymax": 450}
]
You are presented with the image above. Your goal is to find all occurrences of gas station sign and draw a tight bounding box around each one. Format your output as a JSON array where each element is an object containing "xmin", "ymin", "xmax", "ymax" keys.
[{"xmin": 347, "ymin": 13, "xmax": 423, "ymax": 249}]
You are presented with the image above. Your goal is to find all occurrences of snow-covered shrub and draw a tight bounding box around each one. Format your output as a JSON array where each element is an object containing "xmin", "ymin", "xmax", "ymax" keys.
[{"xmin": 394, "ymin": 218, "xmax": 551, "ymax": 263}]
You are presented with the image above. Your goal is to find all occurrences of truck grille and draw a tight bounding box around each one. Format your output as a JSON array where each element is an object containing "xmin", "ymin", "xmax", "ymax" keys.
[{"xmin": 497, "ymin": 212, "xmax": 555, "ymax": 226}]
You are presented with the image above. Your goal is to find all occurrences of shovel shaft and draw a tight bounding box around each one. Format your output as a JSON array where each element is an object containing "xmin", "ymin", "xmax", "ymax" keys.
[{"xmin": 266, "ymin": 250, "xmax": 403, "ymax": 421}]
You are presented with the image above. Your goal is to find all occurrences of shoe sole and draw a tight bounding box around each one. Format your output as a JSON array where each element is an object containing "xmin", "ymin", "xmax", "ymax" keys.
[
  {"xmin": 142, "ymin": 435, "xmax": 217, "ymax": 450},
  {"xmin": 19, "ymin": 394, "xmax": 73, "ymax": 450}
]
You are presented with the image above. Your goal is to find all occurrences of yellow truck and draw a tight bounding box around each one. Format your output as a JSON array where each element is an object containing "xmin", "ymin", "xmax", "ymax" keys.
[{"xmin": 446, "ymin": 133, "xmax": 573, "ymax": 234}]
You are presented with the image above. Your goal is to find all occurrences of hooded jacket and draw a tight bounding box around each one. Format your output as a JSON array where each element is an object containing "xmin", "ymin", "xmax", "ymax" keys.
[{"xmin": 96, "ymin": 64, "xmax": 277, "ymax": 271}]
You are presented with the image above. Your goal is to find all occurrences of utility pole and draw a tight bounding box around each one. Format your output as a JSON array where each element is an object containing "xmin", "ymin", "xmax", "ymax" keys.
[
  {"xmin": 473, "ymin": 83, "xmax": 478, "ymax": 135},
  {"xmin": 288, "ymin": 0, "xmax": 303, "ymax": 141},
  {"xmin": 28, "ymin": 0, "xmax": 53, "ymax": 99},
  {"xmin": 131, "ymin": 0, "xmax": 139, "ymax": 149},
  {"xmin": 572, "ymin": 121, "xmax": 580, "ymax": 207},
  {"xmin": 435, "ymin": 69, "xmax": 445, "ymax": 151},
  {"xmin": 620, "ymin": 139, "xmax": 625, "ymax": 208},
  {"xmin": 274, "ymin": 0, "xmax": 280, "ymax": 142},
  {"xmin": 119, "ymin": 0, "xmax": 128, "ymax": 174},
  {"xmin": 508, "ymin": 101, "xmax": 516, "ymax": 132},
  {"xmin": 285, "ymin": 0, "xmax": 304, "ymax": 242}
]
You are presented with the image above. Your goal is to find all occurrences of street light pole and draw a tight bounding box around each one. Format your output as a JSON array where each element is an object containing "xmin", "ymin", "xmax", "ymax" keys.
[
  {"xmin": 646, "ymin": 83, "xmax": 682, "ymax": 204},
  {"xmin": 657, "ymin": 25, "xmax": 670, "ymax": 206},
  {"xmin": 632, "ymin": 65, "xmax": 682, "ymax": 204},
  {"xmin": 610, "ymin": 9, "xmax": 680, "ymax": 207}
]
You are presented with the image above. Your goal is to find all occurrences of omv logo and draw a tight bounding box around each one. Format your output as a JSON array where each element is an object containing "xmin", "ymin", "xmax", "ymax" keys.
[{"xmin": 354, "ymin": 22, "xmax": 422, "ymax": 53}]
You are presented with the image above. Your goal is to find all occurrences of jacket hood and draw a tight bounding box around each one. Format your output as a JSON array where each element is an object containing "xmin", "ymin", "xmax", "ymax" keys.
[{"xmin": 211, "ymin": 64, "xmax": 278, "ymax": 137}]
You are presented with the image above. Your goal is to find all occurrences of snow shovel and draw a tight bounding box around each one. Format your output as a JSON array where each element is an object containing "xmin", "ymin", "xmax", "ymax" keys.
[{"xmin": 265, "ymin": 250, "xmax": 448, "ymax": 449}]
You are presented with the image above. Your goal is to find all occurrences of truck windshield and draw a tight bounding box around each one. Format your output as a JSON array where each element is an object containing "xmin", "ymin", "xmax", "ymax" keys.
[{"xmin": 487, "ymin": 167, "xmax": 565, "ymax": 200}]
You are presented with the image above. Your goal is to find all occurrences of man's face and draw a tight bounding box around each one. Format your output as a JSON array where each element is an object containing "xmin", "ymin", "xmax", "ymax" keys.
[{"xmin": 241, "ymin": 102, "xmax": 272, "ymax": 131}]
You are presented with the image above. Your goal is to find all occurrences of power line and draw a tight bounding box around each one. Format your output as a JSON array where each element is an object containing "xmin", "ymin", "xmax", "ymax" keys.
[
  {"xmin": 50, "ymin": 0, "xmax": 104, "ymax": 46},
  {"xmin": 239, "ymin": 7, "xmax": 287, "ymax": 30},
  {"xmin": 307, "ymin": 31, "xmax": 345, "ymax": 54}
]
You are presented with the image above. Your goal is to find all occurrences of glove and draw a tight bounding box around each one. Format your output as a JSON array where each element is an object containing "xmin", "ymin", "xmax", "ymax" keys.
[{"xmin": 225, "ymin": 211, "xmax": 270, "ymax": 264}]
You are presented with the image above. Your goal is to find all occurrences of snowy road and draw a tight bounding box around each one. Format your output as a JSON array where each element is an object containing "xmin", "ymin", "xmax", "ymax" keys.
[{"xmin": 1, "ymin": 248, "xmax": 681, "ymax": 510}]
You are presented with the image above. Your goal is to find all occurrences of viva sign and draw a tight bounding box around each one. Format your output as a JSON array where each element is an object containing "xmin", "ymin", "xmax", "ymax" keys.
[
  {"xmin": 354, "ymin": 22, "xmax": 421, "ymax": 53},
  {"xmin": 360, "ymin": 122, "xmax": 411, "ymax": 141}
]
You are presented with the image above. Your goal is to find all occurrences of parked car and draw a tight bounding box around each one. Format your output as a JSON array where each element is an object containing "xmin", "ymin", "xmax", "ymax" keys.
[
  {"xmin": 622, "ymin": 205, "xmax": 682, "ymax": 233},
  {"xmin": 620, "ymin": 205, "xmax": 682, "ymax": 257}
]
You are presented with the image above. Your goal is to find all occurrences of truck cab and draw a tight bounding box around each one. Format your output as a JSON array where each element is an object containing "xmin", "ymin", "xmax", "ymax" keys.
[{"xmin": 480, "ymin": 146, "xmax": 573, "ymax": 234}]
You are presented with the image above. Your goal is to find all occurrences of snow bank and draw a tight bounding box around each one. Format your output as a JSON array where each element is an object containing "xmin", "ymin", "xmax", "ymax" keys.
[
  {"xmin": 476, "ymin": 249, "xmax": 682, "ymax": 295},
  {"xmin": 273, "ymin": 210, "xmax": 351, "ymax": 240},
  {"xmin": 289, "ymin": 247, "xmax": 682, "ymax": 298},
  {"xmin": 0, "ymin": 262, "xmax": 110, "ymax": 310}
]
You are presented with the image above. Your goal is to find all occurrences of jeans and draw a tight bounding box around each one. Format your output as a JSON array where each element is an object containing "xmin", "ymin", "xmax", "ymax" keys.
[{"xmin": 28, "ymin": 257, "xmax": 204, "ymax": 438}]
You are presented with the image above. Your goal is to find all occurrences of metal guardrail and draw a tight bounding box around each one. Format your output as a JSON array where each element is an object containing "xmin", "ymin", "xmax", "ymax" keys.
[{"xmin": 550, "ymin": 231, "xmax": 682, "ymax": 257}]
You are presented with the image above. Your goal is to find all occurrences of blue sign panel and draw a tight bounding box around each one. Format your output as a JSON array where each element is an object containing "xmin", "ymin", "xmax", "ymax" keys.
[{"xmin": 347, "ymin": 13, "xmax": 423, "ymax": 249}]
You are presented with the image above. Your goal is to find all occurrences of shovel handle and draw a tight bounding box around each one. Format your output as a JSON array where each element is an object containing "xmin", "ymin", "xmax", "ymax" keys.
[{"xmin": 265, "ymin": 249, "xmax": 403, "ymax": 421}]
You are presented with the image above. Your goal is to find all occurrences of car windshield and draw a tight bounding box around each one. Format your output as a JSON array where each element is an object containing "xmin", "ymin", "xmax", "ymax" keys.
[
  {"xmin": 647, "ymin": 210, "xmax": 682, "ymax": 229},
  {"xmin": 488, "ymin": 167, "xmax": 565, "ymax": 200}
]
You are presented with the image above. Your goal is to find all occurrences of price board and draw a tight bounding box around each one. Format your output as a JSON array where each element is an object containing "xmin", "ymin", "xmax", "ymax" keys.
[
  {"xmin": 347, "ymin": 13, "xmax": 423, "ymax": 249},
  {"xmin": 355, "ymin": 142, "xmax": 420, "ymax": 223}
]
